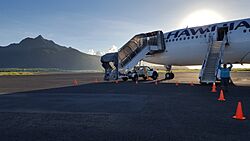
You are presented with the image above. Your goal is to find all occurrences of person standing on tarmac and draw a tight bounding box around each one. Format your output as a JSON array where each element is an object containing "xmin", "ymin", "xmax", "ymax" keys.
[{"xmin": 219, "ymin": 63, "xmax": 233, "ymax": 91}]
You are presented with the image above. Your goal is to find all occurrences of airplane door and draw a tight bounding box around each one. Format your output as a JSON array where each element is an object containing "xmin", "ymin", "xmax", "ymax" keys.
[{"xmin": 217, "ymin": 27, "xmax": 228, "ymax": 41}]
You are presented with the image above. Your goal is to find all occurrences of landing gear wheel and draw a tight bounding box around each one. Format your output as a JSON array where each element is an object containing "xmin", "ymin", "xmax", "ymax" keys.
[
  {"xmin": 122, "ymin": 77, "xmax": 128, "ymax": 81},
  {"xmin": 165, "ymin": 72, "xmax": 174, "ymax": 80},
  {"xmin": 152, "ymin": 71, "xmax": 158, "ymax": 80}
]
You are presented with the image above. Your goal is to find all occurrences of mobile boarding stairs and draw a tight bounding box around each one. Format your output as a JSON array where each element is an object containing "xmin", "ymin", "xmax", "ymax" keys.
[
  {"xmin": 199, "ymin": 34, "xmax": 229, "ymax": 84},
  {"xmin": 101, "ymin": 31, "xmax": 166, "ymax": 81}
]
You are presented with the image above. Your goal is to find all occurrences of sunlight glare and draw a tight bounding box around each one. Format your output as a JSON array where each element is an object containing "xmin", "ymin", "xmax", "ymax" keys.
[{"xmin": 179, "ymin": 10, "xmax": 225, "ymax": 28}]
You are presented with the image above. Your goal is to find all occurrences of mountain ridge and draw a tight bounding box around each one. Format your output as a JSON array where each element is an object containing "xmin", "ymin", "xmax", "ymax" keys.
[{"xmin": 0, "ymin": 35, "xmax": 102, "ymax": 70}]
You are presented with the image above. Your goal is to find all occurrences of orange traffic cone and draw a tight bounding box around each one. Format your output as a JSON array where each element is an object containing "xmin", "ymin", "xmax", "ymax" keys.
[
  {"xmin": 233, "ymin": 101, "xmax": 246, "ymax": 120},
  {"xmin": 211, "ymin": 83, "xmax": 217, "ymax": 92},
  {"xmin": 176, "ymin": 81, "xmax": 179, "ymax": 86},
  {"xmin": 73, "ymin": 79, "xmax": 78, "ymax": 86},
  {"xmin": 218, "ymin": 90, "xmax": 225, "ymax": 101}
]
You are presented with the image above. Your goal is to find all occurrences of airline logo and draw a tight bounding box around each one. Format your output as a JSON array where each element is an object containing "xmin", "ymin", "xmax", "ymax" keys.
[{"xmin": 166, "ymin": 20, "xmax": 250, "ymax": 39}]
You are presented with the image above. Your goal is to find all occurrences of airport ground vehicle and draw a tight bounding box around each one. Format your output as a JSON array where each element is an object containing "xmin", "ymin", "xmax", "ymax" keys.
[{"xmin": 120, "ymin": 66, "xmax": 158, "ymax": 81}]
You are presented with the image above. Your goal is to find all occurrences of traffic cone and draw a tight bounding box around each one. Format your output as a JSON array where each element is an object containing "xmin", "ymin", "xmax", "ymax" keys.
[
  {"xmin": 211, "ymin": 83, "xmax": 217, "ymax": 92},
  {"xmin": 233, "ymin": 101, "xmax": 246, "ymax": 120},
  {"xmin": 73, "ymin": 79, "xmax": 78, "ymax": 86},
  {"xmin": 115, "ymin": 80, "xmax": 119, "ymax": 84},
  {"xmin": 218, "ymin": 90, "xmax": 225, "ymax": 101}
]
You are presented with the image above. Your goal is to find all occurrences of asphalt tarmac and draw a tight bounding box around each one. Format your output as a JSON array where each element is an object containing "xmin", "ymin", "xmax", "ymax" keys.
[{"xmin": 0, "ymin": 72, "xmax": 249, "ymax": 141}]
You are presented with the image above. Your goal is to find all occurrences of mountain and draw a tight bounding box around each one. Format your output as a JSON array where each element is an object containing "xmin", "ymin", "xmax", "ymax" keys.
[{"xmin": 0, "ymin": 35, "xmax": 103, "ymax": 70}]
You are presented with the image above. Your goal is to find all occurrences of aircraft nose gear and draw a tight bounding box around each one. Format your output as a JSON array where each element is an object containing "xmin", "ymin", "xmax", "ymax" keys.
[
  {"xmin": 164, "ymin": 65, "xmax": 174, "ymax": 80},
  {"xmin": 165, "ymin": 72, "xmax": 174, "ymax": 80}
]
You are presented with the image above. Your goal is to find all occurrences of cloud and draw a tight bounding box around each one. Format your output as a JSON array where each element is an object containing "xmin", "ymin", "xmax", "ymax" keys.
[
  {"xmin": 107, "ymin": 45, "xmax": 118, "ymax": 53},
  {"xmin": 95, "ymin": 51, "xmax": 103, "ymax": 56},
  {"xmin": 87, "ymin": 49, "xmax": 96, "ymax": 55},
  {"xmin": 87, "ymin": 45, "xmax": 118, "ymax": 56}
]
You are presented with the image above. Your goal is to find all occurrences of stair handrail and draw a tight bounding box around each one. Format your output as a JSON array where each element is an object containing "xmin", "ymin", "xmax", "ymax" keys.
[
  {"xmin": 215, "ymin": 34, "xmax": 227, "ymax": 77},
  {"xmin": 200, "ymin": 34, "xmax": 214, "ymax": 81}
]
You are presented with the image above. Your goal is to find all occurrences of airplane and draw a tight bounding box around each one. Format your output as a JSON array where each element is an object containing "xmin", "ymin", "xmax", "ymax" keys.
[{"xmin": 101, "ymin": 18, "xmax": 250, "ymax": 84}]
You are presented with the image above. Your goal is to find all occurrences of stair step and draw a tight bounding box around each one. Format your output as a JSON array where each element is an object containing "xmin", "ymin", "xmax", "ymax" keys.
[
  {"xmin": 200, "ymin": 41, "xmax": 224, "ymax": 83},
  {"xmin": 204, "ymin": 70, "xmax": 215, "ymax": 73},
  {"xmin": 203, "ymin": 73, "xmax": 215, "ymax": 76},
  {"xmin": 209, "ymin": 53, "xmax": 219, "ymax": 56},
  {"xmin": 204, "ymin": 69, "xmax": 216, "ymax": 72},
  {"xmin": 202, "ymin": 77, "xmax": 215, "ymax": 80},
  {"xmin": 206, "ymin": 64, "xmax": 217, "ymax": 67},
  {"xmin": 203, "ymin": 74, "xmax": 215, "ymax": 77},
  {"xmin": 207, "ymin": 58, "xmax": 218, "ymax": 61},
  {"xmin": 212, "ymin": 48, "xmax": 220, "ymax": 50},
  {"xmin": 207, "ymin": 59, "xmax": 217, "ymax": 62},
  {"xmin": 206, "ymin": 65, "xmax": 217, "ymax": 67},
  {"xmin": 203, "ymin": 74, "xmax": 215, "ymax": 76},
  {"xmin": 206, "ymin": 62, "xmax": 217, "ymax": 65},
  {"xmin": 209, "ymin": 55, "xmax": 218, "ymax": 57},
  {"xmin": 203, "ymin": 79, "xmax": 215, "ymax": 81},
  {"xmin": 205, "ymin": 66, "xmax": 216, "ymax": 69}
]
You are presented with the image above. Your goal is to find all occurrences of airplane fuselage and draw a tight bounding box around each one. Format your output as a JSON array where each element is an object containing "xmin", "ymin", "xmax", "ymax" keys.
[{"xmin": 144, "ymin": 18, "xmax": 250, "ymax": 66}]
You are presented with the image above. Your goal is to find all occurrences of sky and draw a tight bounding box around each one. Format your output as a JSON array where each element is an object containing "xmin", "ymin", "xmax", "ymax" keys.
[{"xmin": 0, "ymin": 0, "xmax": 250, "ymax": 55}]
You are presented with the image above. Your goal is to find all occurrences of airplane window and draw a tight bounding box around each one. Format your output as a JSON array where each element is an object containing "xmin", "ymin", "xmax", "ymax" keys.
[
  {"xmin": 180, "ymin": 38, "xmax": 182, "ymax": 40},
  {"xmin": 166, "ymin": 40, "xmax": 168, "ymax": 43},
  {"xmin": 172, "ymin": 39, "xmax": 175, "ymax": 42},
  {"xmin": 187, "ymin": 37, "xmax": 190, "ymax": 40},
  {"xmin": 196, "ymin": 36, "xmax": 198, "ymax": 39},
  {"xmin": 169, "ymin": 39, "xmax": 171, "ymax": 42},
  {"xmin": 176, "ymin": 39, "xmax": 178, "ymax": 41},
  {"xmin": 243, "ymin": 30, "xmax": 247, "ymax": 33},
  {"xmin": 183, "ymin": 37, "xmax": 186, "ymax": 40},
  {"xmin": 204, "ymin": 35, "xmax": 207, "ymax": 38},
  {"xmin": 191, "ymin": 36, "xmax": 194, "ymax": 39}
]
